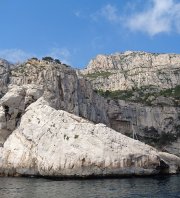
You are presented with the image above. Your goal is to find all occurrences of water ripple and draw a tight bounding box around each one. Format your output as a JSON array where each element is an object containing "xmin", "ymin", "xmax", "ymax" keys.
[{"xmin": 0, "ymin": 175, "xmax": 179, "ymax": 198}]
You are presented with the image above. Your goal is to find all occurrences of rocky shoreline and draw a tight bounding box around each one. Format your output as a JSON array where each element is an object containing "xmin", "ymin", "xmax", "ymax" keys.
[
  {"xmin": 0, "ymin": 55, "xmax": 180, "ymax": 177},
  {"xmin": 0, "ymin": 99, "xmax": 179, "ymax": 177}
]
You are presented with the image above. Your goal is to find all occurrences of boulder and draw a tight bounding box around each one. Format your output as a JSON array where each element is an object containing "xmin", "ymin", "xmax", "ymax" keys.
[{"xmin": 0, "ymin": 99, "xmax": 179, "ymax": 177}]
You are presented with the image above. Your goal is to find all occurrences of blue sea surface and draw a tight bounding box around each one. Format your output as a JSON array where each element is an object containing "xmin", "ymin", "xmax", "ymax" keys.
[{"xmin": 0, "ymin": 175, "xmax": 179, "ymax": 198}]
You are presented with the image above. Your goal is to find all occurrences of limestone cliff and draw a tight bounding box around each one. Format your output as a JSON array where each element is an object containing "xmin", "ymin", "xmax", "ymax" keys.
[
  {"xmin": 82, "ymin": 51, "xmax": 180, "ymax": 156},
  {"xmin": 0, "ymin": 99, "xmax": 180, "ymax": 177},
  {"xmin": 83, "ymin": 51, "xmax": 180, "ymax": 91},
  {"xmin": 0, "ymin": 58, "xmax": 109, "ymax": 147},
  {"xmin": 0, "ymin": 56, "xmax": 180, "ymax": 177},
  {"xmin": 0, "ymin": 59, "xmax": 11, "ymax": 98}
]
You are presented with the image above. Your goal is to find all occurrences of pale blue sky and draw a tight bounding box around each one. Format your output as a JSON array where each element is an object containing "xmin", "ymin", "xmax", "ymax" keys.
[{"xmin": 0, "ymin": 0, "xmax": 180, "ymax": 68}]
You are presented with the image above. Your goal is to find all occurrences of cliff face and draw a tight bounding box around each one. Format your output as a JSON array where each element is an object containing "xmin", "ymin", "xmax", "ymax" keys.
[
  {"xmin": 0, "ymin": 98, "xmax": 180, "ymax": 177},
  {"xmin": 83, "ymin": 51, "xmax": 180, "ymax": 91},
  {"xmin": 0, "ymin": 59, "xmax": 109, "ymax": 147},
  {"xmin": 10, "ymin": 59, "xmax": 109, "ymax": 124},
  {"xmin": 0, "ymin": 56, "xmax": 180, "ymax": 177},
  {"xmin": 82, "ymin": 51, "xmax": 180, "ymax": 156},
  {"xmin": 0, "ymin": 55, "xmax": 180, "ymax": 158},
  {"xmin": 0, "ymin": 59, "xmax": 11, "ymax": 98},
  {"xmin": 105, "ymin": 100, "xmax": 180, "ymax": 156}
]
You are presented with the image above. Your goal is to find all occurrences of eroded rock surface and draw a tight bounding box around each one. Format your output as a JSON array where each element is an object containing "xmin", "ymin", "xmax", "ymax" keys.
[
  {"xmin": 82, "ymin": 52, "xmax": 180, "ymax": 156},
  {"xmin": 0, "ymin": 56, "xmax": 180, "ymax": 177},
  {"xmin": 0, "ymin": 99, "xmax": 179, "ymax": 177},
  {"xmin": 83, "ymin": 52, "xmax": 180, "ymax": 91},
  {"xmin": 0, "ymin": 59, "xmax": 11, "ymax": 98},
  {"xmin": 0, "ymin": 85, "xmax": 43, "ymax": 146}
]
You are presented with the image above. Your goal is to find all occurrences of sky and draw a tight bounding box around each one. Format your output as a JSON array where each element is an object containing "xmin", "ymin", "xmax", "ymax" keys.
[{"xmin": 0, "ymin": 0, "xmax": 180, "ymax": 68}]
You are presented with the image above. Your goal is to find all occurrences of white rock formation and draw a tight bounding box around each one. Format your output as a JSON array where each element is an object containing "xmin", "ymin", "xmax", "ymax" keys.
[
  {"xmin": 0, "ymin": 85, "xmax": 43, "ymax": 146},
  {"xmin": 0, "ymin": 98, "xmax": 179, "ymax": 177},
  {"xmin": 82, "ymin": 52, "xmax": 180, "ymax": 157},
  {"xmin": 0, "ymin": 59, "xmax": 11, "ymax": 98},
  {"xmin": 83, "ymin": 52, "xmax": 180, "ymax": 91},
  {"xmin": 0, "ymin": 56, "xmax": 180, "ymax": 177}
]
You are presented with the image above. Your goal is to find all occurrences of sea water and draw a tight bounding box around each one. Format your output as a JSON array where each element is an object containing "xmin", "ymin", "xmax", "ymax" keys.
[{"xmin": 0, "ymin": 175, "xmax": 179, "ymax": 198}]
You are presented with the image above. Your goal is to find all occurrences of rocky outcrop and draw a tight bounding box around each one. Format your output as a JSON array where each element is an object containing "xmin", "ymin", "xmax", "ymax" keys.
[
  {"xmin": 1, "ymin": 66, "xmax": 179, "ymax": 157},
  {"xmin": 0, "ymin": 85, "xmax": 43, "ymax": 146},
  {"xmin": 83, "ymin": 51, "xmax": 180, "ymax": 91},
  {"xmin": 8, "ymin": 59, "xmax": 108, "ymax": 124},
  {"xmin": 0, "ymin": 99, "xmax": 179, "ymax": 177},
  {"xmin": 10, "ymin": 59, "xmax": 79, "ymax": 113},
  {"xmin": 0, "ymin": 56, "xmax": 180, "ymax": 177},
  {"xmin": 0, "ymin": 59, "xmax": 109, "ymax": 147},
  {"xmin": 81, "ymin": 52, "xmax": 180, "ymax": 157},
  {"xmin": 0, "ymin": 59, "xmax": 11, "ymax": 98},
  {"xmin": 105, "ymin": 100, "xmax": 180, "ymax": 156}
]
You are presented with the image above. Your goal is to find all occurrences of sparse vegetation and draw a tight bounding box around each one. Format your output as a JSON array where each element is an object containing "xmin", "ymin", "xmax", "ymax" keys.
[
  {"xmin": 95, "ymin": 85, "xmax": 180, "ymax": 106},
  {"xmin": 54, "ymin": 59, "xmax": 61, "ymax": 64},
  {"xmin": 158, "ymin": 132, "xmax": 177, "ymax": 146},
  {"xmin": 29, "ymin": 57, "xmax": 38, "ymax": 61},
  {"xmin": 159, "ymin": 85, "xmax": 180, "ymax": 99},
  {"xmin": 138, "ymin": 129, "xmax": 179, "ymax": 148},
  {"xmin": 42, "ymin": 56, "xmax": 54, "ymax": 62},
  {"xmin": 95, "ymin": 89, "xmax": 134, "ymax": 100}
]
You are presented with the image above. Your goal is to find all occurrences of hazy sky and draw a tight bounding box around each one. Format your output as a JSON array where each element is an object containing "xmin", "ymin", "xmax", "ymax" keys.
[{"xmin": 0, "ymin": 0, "xmax": 180, "ymax": 68}]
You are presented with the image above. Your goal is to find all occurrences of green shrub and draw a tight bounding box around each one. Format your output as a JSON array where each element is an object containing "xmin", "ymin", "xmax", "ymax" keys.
[
  {"xmin": 174, "ymin": 85, "xmax": 180, "ymax": 98},
  {"xmin": 30, "ymin": 57, "xmax": 38, "ymax": 61},
  {"xmin": 42, "ymin": 56, "xmax": 54, "ymax": 62},
  {"xmin": 96, "ymin": 89, "xmax": 134, "ymax": 100},
  {"xmin": 95, "ymin": 84, "xmax": 180, "ymax": 105},
  {"xmin": 158, "ymin": 132, "xmax": 177, "ymax": 146},
  {"xmin": 54, "ymin": 59, "xmax": 61, "ymax": 64}
]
